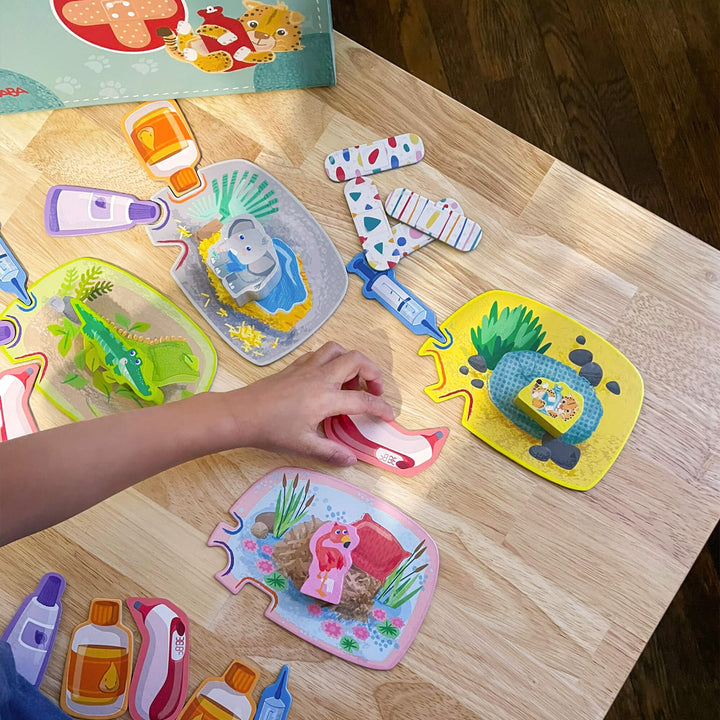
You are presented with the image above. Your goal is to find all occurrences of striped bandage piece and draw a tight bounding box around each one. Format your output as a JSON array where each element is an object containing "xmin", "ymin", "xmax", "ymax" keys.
[{"xmin": 385, "ymin": 188, "xmax": 482, "ymax": 251}]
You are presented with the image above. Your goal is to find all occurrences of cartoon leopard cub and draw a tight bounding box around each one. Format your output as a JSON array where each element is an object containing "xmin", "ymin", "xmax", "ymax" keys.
[
  {"xmin": 531, "ymin": 379, "xmax": 580, "ymax": 421},
  {"xmin": 158, "ymin": 1, "xmax": 304, "ymax": 73},
  {"xmin": 241, "ymin": 0, "xmax": 304, "ymax": 62}
]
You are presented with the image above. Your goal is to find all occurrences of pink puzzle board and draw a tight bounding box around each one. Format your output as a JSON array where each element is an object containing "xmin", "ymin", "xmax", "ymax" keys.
[{"xmin": 208, "ymin": 468, "xmax": 438, "ymax": 670}]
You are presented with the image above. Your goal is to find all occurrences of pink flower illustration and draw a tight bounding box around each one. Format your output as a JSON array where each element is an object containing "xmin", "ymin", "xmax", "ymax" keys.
[
  {"xmin": 242, "ymin": 538, "xmax": 258, "ymax": 552},
  {"xmin": 307, "ymin": 604, "xmax": 322, "ymax": 617},
  {"xmin": 372, "ymin": 608, "xmax": 387, "ymax": 621},
  {"xmin": 261, "ymin": 544, "xmax": 274, "ymax": 555},
  {"xmin": 352, "ymin": 626, "xmax": 370, "ymax": 641},
  {"xmin": 322, "ymin": 620, "xmax": 343, "ymax": 639},
  {"xmin": 257, "ymin": 559, "xmax": 274, "ymax": 574},
  {"xmin": 391, "ymin": 617, "xmax": 405, "ymax": 628}
]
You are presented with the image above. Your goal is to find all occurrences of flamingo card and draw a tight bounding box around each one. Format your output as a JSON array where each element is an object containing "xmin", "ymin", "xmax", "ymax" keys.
[
  {"xmin": 208, "ymin": 468, "xmax": 439, "ymax": 670},
  {"xmin": 323, "ymin": 414, "xmax": 448, "ymax": 476}
]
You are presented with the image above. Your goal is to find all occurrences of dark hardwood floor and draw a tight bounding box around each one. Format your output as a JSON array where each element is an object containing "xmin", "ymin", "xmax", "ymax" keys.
[{"xmin": 331, "ymin": 2, "xmax": 720, "ymax": 718}]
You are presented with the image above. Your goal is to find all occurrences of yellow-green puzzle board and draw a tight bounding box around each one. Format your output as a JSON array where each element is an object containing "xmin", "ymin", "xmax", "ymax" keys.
[{"xmin": 0, "ymin": 258, "xmax": 217, "ymax": 422}]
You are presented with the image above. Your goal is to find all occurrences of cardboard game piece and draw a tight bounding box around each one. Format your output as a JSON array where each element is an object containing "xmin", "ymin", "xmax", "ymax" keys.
[
  {"xmin": 0, "ymin": 572, "xmax": 65, "ymax": 687},
  {"xmin": 325, "ymin": 134, "xmax": 425, "ymax": 182},
  {"xmin": 324, "ymin": 414, "xmax": 448, "ymax": 476},
  {"xmin": 344, "ymin": 177, "xmax": 395, "ymax": 270},
  {"xmin": 123, "ymin": 100, "xmax": 202, "ymax": 198},
  {"xmin": 45, "ymin": 186, "xmax": 162, "ymax": 237},
  {"xmin": 126, "ymin": 598, "xmax": 189, "ymax": 720},
  {"xmin": 388, "ymin": 197, "xmax": 464, "ymax": 267},
  {"xmin": 0, "ymin": 363, "xmax": 40, "ymax": 441},
  {"xmin": 385, "ymin": 188, "xmax": 482, "ymax": 251},
  {"xmin": 347, "ymin": 252, "xmax": 445, "ymax": 342},
  {"xmin": 514, "ymin": 377, "xmax": 584, "ymax": 437},
  {"xmin": 420, "ymin": 290, "xmax": 643, "ymax": 490},
  {"xmin": 176, "ymin": 660, "xmax": 259, "ymax": 720},
  {"xmin": 209, "ymin": 468, "xmax": 439, "ymax": 670},
  {"xmin": 205, "ymin": 214, "xmax": 282, "ymax": 307},
  {"xmin": 146, "ymin": 159, "xmax": 347, "ymax": 365},
  {"xmin": 300, "ymin": 521, "xmax": 360, "ymax": 604},
  {"xmin": 0, "ymin": 258, "xmax": 216, "ymax": 422},
  {"xmin": 347, "ymin": 183, "xmax": 467, "ymax": 271},
  {"xmin": 61, "ymin": 599, "xmax": 133, "ymax": 719},
  {"xmin": 255, "ymin": 665, "xmax": 292, "ymax": 720}
]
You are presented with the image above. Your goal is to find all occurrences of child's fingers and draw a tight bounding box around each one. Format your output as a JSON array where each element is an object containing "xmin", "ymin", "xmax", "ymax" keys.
[
  {"xmin": 329, "ymin": 389, "xmax": 394, "ymax": 422},
  {"xmin": 327, "ymin": 350, "xmax": 384, "ymax": 396},
  {"xmin": 308, "ymin": 341, "xmax": 347, "ymax": 366},
  {"xmin": 304, "ymin": 436, "xmax": 358, "ymax": 467},
  {"xmin": 342, "ymin": 376, "xmax": 361, "ymax": 391}
]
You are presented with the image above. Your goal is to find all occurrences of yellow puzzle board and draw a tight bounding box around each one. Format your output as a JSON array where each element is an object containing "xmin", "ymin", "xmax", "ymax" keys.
[{"xmin": 419, "ymin": 291, "xmax": 643, "ymax": 491}]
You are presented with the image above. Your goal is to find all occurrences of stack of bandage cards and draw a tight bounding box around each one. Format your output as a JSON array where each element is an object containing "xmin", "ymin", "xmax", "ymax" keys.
[
  {"xmin": 327, "ymin": 134, "xmax": 482, "ymax": 271},
  {"xmin": 325, "ymin": 132, "xmax": 483, "ymax": 341}
]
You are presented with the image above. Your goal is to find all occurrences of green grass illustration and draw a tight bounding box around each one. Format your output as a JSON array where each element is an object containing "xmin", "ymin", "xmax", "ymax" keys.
[{"xmin": 470, "ymin": 300, "xmax": 551, "ymax": 370}]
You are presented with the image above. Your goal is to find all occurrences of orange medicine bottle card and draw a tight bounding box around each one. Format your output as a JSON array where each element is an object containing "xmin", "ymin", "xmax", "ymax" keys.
[
  {"xmin": 176, "ymin": 660, "xmax": 258, "ymax": 720},
  {"xmin": 61, "ymin": 599, "xmax": 133, "ymax": 719},
  {"xmin": 123, "ymin": 100, "xmax": 201, "ymax": 198}
]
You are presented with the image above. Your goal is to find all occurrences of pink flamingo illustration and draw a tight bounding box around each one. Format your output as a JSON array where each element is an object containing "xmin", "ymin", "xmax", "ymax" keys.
[{"xmin": 301, "ymin": 522, "xmax": 360, "ymax": 604}]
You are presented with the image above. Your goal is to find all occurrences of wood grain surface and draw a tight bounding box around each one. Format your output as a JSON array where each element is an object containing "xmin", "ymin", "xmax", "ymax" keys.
[
  {"xmin": 1, "ymin": 33, "xmax": 719, "ymax": 720},
  {"xmin": 332, "ymin": 3, "xmax": 720, "ymax": 718},
  {"xmin": 332, "ymin": 0, "xmax": 720, "ymax": 250}
]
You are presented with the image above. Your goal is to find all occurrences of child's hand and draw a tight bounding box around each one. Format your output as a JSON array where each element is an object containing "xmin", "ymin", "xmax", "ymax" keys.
[{"xmin": 226, "ymin": 342, "xmax": 394, "ymax": 466}]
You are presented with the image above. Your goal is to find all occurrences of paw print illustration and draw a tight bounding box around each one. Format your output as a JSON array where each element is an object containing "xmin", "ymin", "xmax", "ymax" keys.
[
  {"xmin": 85, "ymin": 55, "xmax": 110, "ymax": 73},
  {"xmin": 55, "ymin": 76, "xmax": 81, "ymax": 95},
  {"xmin": 98, "ymin": 80, "xmax": 125, "ymax": 99},
  {"xmin": 131, "ymin": 58, "xmax": 160, "ymax": 75}
]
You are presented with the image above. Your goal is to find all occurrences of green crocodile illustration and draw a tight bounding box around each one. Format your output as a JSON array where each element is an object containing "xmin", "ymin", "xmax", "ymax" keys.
[{"xmin": 69, "ymin": 298, "xmax": 200, "ymax": 405}]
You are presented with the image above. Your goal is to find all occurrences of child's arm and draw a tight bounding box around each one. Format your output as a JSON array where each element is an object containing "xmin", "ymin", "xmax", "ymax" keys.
[{"xmin": 0, "ymin": 343, "xmax": 393, "ymax": 547}]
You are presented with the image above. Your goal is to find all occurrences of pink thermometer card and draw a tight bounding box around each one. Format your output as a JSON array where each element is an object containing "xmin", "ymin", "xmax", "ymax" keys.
[
  {"xmin": 324, "ymin": 415, "xmax": 448, "ymax": 477},
  {"xmin": 0, "ymin": 363, "xmax": 39, "ymax": 442},
  {"xmin": 126, "ymin": 598, "xmax": 190, "ymax": 720},
  {"xmin": 209, "ymin": 468, "xmax": 438, "ymax": 670}
]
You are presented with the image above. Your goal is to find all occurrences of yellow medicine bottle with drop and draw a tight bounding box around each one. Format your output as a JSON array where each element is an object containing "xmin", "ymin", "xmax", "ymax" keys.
[
  {"xmin": 123, "ymin": 99, "xmax": 202, "ymax": 198},
  {"xmin": 61, "ymin": 599, "xmax": 133, "ymax": 719}
]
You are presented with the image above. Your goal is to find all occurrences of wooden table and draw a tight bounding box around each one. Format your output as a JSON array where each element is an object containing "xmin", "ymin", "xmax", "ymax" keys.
[{"xmin": 1, "ymin": 33, "xmax": 719, "ymax": 720}]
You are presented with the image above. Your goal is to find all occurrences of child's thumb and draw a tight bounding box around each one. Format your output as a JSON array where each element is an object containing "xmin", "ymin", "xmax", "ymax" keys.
[{"xmin": 305, "ymin": 437, "xmax": 357, "ymax": 467}]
